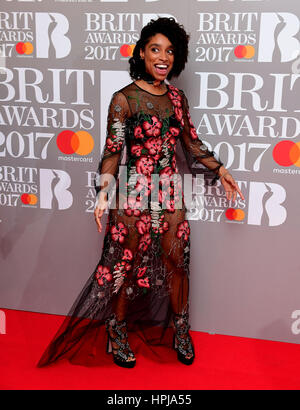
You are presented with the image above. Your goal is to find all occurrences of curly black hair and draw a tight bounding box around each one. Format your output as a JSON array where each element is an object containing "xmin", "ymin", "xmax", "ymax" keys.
[{"xmin": 129, "ymin": 17, "xmax": 190, "ymax": 81}]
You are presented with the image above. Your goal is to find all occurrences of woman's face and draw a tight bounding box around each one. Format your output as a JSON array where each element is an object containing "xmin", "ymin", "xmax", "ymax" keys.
[{"xmin": 140, "ymin": 33, "xmax": 175, "ymax": 81}]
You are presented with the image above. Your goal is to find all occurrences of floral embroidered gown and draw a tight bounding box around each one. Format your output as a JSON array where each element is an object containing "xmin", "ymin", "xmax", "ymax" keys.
[{"xmin": 37, "ymin": 82, "xmax": 223, "ymax": 367}]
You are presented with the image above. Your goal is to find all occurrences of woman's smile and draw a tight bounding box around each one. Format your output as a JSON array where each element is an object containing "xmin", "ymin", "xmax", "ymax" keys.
[{"xmin": 154, "ymin": 63, "xmax": 169, "ymax": 76}]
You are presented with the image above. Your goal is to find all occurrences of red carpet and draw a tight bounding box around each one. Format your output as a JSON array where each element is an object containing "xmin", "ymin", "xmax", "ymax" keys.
[{"xmin": 0, "ymin": 308, "xmax": 300, "ymax": 390}]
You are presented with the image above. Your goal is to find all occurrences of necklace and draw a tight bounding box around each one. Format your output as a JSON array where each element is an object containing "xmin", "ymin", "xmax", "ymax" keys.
[{"xmin": 140, "ymin": 72, "xmax": 164, "ymax": 87}]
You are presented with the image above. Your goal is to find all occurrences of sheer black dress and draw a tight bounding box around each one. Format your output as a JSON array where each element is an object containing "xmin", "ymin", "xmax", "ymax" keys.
[{"xmin": 36, "ymin": 82, "xmax": 223, "ymax": 367}]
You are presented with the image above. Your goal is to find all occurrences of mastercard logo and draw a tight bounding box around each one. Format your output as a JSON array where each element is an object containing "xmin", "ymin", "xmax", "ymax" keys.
[
  {"xmin": 234, "ymin": 45, "xmax": 255, "ymax": 59},
  {"xmin": 16, "ymin": 42, "xmax": 34, "ymax": 55},
  {"xmin": 272, "ymin": 141, "xmax": 300, "ymax": 167},
  {"xmin": 21, "ymin": 194, "xmax": 38, "ymax": 205},
  {"xmin": 120, "ymin": 44, "xmax": 135, "ymax": 58},
  {"xmin": 56, "ymin": 130, "xmax": 94, "ymax": 155},
  {"xmin": 225, "ymin": 208, "xmax": 245, "ymax": 221}
]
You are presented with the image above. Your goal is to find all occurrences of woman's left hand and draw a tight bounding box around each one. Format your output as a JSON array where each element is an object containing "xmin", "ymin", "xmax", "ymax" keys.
[{"xmin": 219, "ymin": 169, "xmax": 245, "ymax": 202}]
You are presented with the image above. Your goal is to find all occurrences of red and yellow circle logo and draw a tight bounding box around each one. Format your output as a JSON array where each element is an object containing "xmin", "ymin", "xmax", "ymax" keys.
[
  {"xmin": 234, "ymin": 45, "xmax": 255, "ymax": 59},
  {"xmin": 21, "ymin": 194, "xmax": 38, "ymax": 205},
  {"xmin": 225, "ymin": 208, "xmax": 245, "ymax": 221},
  {"xmin": 56, "ymin": 130, "xmax": 94, "ymax": 155},
  {"xmin": 272, "ymin": 141, "xmax": 300, "ymax": 167},
  {"xmin": 16, "ymin": 42, "xmax": 34, "ymax": 55},
  {"xmin": 120, "ymin": 44, "xmax": 135, "ymax": 58}
]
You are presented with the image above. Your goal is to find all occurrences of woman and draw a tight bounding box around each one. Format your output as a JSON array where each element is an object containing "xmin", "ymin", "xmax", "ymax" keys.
[{"xmin": 37, "ymin": 18, "xmax": 244, "ymax": 370}]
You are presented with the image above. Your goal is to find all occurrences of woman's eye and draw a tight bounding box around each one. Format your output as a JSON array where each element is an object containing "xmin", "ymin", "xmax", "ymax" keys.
[{"xmin": 150, "ymin": 47, "xmax": 174, "ymax": 54}]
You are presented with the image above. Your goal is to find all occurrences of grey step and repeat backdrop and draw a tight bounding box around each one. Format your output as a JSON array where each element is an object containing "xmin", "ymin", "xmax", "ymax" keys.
[{"xmin": 1, "ymin": 0, "xmax": 300, "ymax": 344}]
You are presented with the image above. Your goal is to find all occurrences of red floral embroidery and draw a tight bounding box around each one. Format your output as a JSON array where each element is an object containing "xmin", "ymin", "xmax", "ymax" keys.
[
  {"xmin": 137, "ymin": 277, "xmax": 150, "ymax": 288},
  {"xmin": 171, "ymin": 154, "xmax": 178, "ymax": 172},
  {"xmin": 115, "ymin": 260, "xmax": 132, "ymax": 273},
  {"xmin": 106, "ymin": 136, "xmax": 124, "ymax": 153},
  {"xmin": 144, "ymin": 136, "xmax": 163, "ymax": 159},
  {"xmin": 152, "ymin": 214, "xmax": 169, "ymax": 234},
  {"xmin": 135, "ymin": 214, "xmax": 151, "ymax": 235},
  {"xmin": 95, "ymin": 265, "xmax": 112, "ymax": 286},
  {"xmin": 167, "ymin": 88, "xmax": 182, "ymax": 108},
  {"xmin": 190, "ymin": 127, "xmax": 198, "ymax": 140},
  {"xmin": 165, "ymin": 198, "xmax": 175, "ymax": 213},
  {"xmin": 110, "ymin": 222, "xmax": 128, "ymax": 243},
  {"xmin": 169, "ymin": 127, "xmax": 180, "ymax": 137},
  {"xmin": 122, "ymin": 248, "xmax": 133, "ymax": 262},
  {"xmin": 138, "ymin": 232, "xmax": 151, "ymax": 251},
  {"xmin": 159, "ymin": 166, "xmax": 174, "ymax": 179},
  {"xmin": 176, "ymin": 220, "xmax": 190, "ymax": 241},
  {"xmin": 131, "ymin": 144, "xmax": 143, "ymax": 157},
  {"xmin": 142, "ymin": 116, "xmax": 162, "ymax": 137},
  {"xmin": 134, "ymin": 125, "xmax": 144, "ymax": 139},
  {"xmin": 137, "ymin": 266, "xmax": 147, "ymax": 278},
  {"xmin": 123, "ymin": 196, "xmax": 142, "ymax": 216},
  {"xmin": 136, "ymin": 155, "xmax": 155, "ymax": 176},
  {"xmin": 174, "ymin": 107, "xmax": 184, "ymax": 127},
  {"xmin": 167, "ymin": 85, "xmax": 185, "ymax": 127},
  {"xmin": 164, "ymin": 132, "xmax": 177, "ymax": 150}
]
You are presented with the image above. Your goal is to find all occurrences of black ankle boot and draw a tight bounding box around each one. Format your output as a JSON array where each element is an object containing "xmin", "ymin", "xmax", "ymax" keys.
[
  {"xmin": 105, "ymin": 314, "xmax": 136, "ymax": 368},
  {"xmin": 172, "ymin": 312, "xmax": 195, "ymax": 365}
]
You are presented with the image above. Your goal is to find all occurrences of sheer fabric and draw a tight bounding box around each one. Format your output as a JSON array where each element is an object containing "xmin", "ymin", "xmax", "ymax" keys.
[{"xmin": 36, "ymin": 82, "xmax": 223, "ymax": 367}]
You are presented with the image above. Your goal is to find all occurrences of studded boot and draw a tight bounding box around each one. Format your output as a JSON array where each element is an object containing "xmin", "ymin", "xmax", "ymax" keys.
[
  {"xmin": 172, "ymin": 311, "xmax": 195, "ymax": 365},
  {"xmin": 105, "ymin": 313, "xmax": 136, "ymax": 368}
]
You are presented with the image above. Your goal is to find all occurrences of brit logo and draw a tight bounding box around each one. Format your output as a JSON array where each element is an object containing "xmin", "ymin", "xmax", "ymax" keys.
[
  {"xmin": 39, "ymin": 168, "xmax": 73, "ymax": 210},
  {"xmin": 247, "ymin": 182, "xmax": 287, "ymax": 226},
  {"xmin": 258, "ymin": 13, "xmax": 300, "ymax": 63},
  {"xmin": 35, "ymin": 13, "xmax": 71, "ymax": 59}
]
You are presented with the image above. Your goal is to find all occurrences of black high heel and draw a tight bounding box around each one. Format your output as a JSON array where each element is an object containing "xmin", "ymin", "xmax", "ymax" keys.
[
  {"xmin": 105, "ymin": 314, "xmax": 136, "ymax": 369},
  {"xmin": 172, "ymin": 312, "xmax": 195, "ymax": 365}
]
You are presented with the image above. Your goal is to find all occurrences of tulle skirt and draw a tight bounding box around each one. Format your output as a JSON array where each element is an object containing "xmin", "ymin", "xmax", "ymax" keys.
[{"xmin": 37, "ymin": 201, "xmax": 191, "ymax": 367}]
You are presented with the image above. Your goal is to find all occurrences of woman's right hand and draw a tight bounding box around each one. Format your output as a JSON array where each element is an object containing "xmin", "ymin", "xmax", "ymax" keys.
[{"xmin": 94, "ymin": 194, "xmax": 108, "ymax": 233}]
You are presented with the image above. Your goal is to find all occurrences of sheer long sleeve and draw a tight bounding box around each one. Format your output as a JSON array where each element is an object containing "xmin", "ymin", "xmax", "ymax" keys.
[
  {"xmin": 179, "ymin": 90, "xmax": 223, "ymax": 184},
  {"xmin": 94, "ymin": 91, "xmax": 129, "ymax": 204}
]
